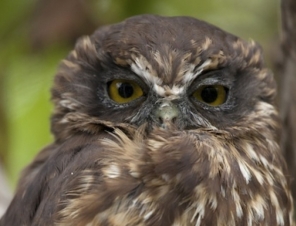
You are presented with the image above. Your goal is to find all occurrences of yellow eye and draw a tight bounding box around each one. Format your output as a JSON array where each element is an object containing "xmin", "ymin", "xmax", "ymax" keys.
[
  {"xmin": 193, "ymin": 85, "xmax": 227, "ymax": 106},
  {"xmin": 108, "ymin": 79, "xmax": 143, "ymax": 104}
]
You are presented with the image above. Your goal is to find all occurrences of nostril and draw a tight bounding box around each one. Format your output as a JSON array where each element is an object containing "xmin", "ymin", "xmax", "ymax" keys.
[
  {"xmin": 171, "ymin": 116, "xmax": 177, "ymax": 124},
  {"xmin": 158, "ymin": 117, "xmax": 163, "ymax": 124}
]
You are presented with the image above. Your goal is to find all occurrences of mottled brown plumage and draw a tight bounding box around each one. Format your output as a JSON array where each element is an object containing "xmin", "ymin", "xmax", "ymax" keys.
[{"xmin": 0, "ymin": 15, "xmax": 294, "ymax": 226}]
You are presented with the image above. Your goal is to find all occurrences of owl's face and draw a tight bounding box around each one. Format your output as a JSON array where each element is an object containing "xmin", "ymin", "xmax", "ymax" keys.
[{"xmin": 52, "ymin": 15, "xmax": 275, "ymax": 139}]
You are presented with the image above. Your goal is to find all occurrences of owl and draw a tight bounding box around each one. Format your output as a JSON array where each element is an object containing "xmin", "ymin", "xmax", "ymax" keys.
[{"xmin": 0, "ymin": 15, "xmax": 294, "ymax": 226}]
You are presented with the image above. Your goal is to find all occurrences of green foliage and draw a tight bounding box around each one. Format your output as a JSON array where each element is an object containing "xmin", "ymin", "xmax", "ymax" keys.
[
  {"xmin": 95, "ymin": 0, "xmax": 278, "ymax": 44},
  {"xmin": 3, "ymin": 47, "xmax": 68, "ymax": 184}
]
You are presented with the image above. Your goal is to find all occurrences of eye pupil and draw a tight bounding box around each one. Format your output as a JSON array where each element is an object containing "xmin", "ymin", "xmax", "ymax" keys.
[
  {"xmin": 201, "ymin": 86, "xmax": 218, "ymax": 103},
  {"xmin": 118, "ymin": 83, "xmax": 134, "ymax": 98}
]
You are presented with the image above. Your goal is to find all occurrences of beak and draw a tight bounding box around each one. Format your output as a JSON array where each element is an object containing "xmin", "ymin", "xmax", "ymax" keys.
[{"xmin": 154, "ymin": 100, "xmax": 180, "ymax": 127}]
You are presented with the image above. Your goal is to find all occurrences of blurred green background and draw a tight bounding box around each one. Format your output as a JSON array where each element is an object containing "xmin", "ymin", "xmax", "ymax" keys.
[{"xmin": 0, "ymin": 0, "xmax": 279, "ymax": 188}]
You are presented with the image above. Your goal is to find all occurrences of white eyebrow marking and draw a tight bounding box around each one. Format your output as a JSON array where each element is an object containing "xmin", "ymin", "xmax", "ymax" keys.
[
  {"xmin": 131, "ymin": 58, "xmax": 185, "ymax": 97},
  {"xmin": 152, "ymin": 84, "xmax": 185, "ymax": 97},
  {"xmin": 182, "ymin": 59, "xmax": 212, "ymax": 85},
  {"xmin": 171, "ymin": 85, "xmax": 184, "ymax": 95},
  {"xmin": 131, "ymin": 57, "xmax": 211, "ymax": 98},
  {"xmin": 130, "ymin": 58, "xmax": 162, "ymax": 85},
  {"xmin": 153, "ymin": 84, "xmax": 165, "ymax": 96}
]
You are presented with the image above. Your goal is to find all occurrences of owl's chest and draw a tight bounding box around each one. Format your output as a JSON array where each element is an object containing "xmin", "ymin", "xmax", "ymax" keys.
[
  {"xmin": 55, "ymin": 133, "xmax": 292, "ymax": 226},
  {"xmin": 87, "ymin": 183, "xmax": 209, "ymax": 226},
  {"xmin": 85, "ymin": 178, "xmax": 287, "ymax": 226}
]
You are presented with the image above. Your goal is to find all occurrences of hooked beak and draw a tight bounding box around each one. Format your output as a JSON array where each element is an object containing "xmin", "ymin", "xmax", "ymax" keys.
[{"xmin": 154, "ymin": 100, "xmax": 180, "ymax": 128}]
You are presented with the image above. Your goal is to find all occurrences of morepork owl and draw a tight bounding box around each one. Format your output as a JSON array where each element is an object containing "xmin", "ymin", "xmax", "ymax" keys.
[{"xmin": 0, "ymin": 15, "xmax": 294, "ymax": 226}]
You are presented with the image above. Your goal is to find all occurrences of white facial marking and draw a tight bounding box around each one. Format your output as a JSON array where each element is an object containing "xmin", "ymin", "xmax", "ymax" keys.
[
  {"xmin": 171, "ymin": 85, "xmax": 184, "ymax": 95},
  {"xmin": 131, "ymin": 58, "xmax": 213, "ymax": 98},
  {"xmin": 182, "ymin": 64, "xmax": 197, "ymax": 84},
  {"xmin": 59, "ymin": 100, "xmax": 79, "ymax": 110},
  {"xmin": 195, "ymin": 59, "xmax": 212, "ymax": 72},
  {"xmin": 131, "ymin": 59, "xmax": 162, "ymax": 85},
  {"xmin": 60, "ymin": 117, "xmax": 69, "ymax": 124},
  {"xmin": 153, "ymin": 84, "xmax": 166, "ymax": 96},
  {"xmin": 182, "ymin": 59, "xmax": 212, "ymax": 85},
  {"xmin": 160, "ymin": 102, "xmax": 170, "ymax": 108}
]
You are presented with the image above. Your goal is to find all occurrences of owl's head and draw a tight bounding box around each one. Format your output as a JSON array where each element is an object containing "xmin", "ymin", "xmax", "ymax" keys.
[{"xmin": 51, "ymin": 14, "xmax": 277, "ymax": 141}]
